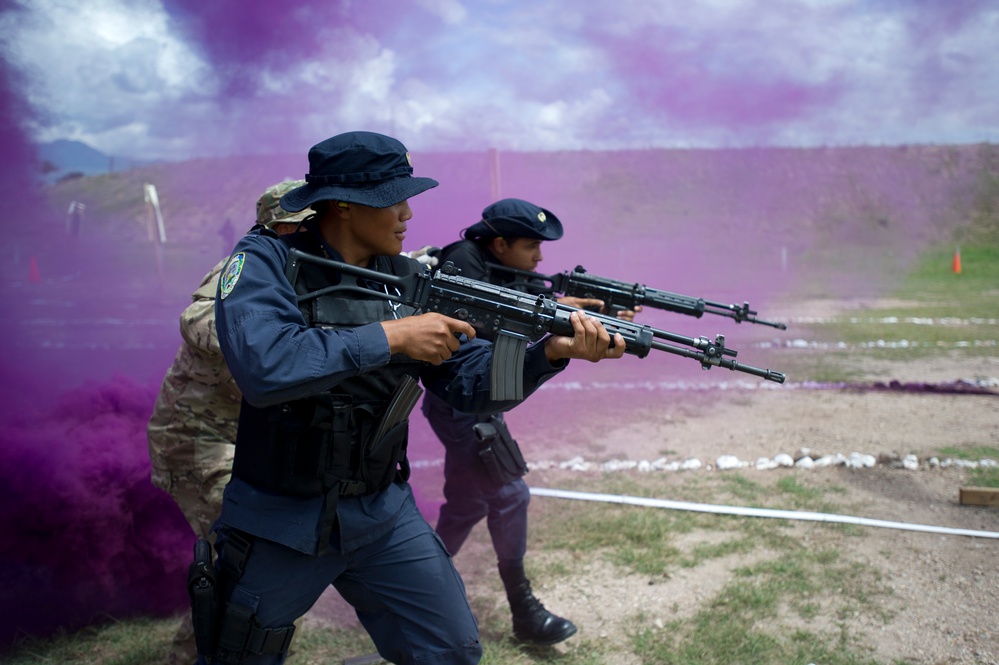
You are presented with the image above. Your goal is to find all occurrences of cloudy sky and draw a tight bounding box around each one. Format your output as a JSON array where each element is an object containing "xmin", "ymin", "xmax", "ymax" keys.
[{"xmin": 1, "ymin": 0, "xmax": 997, "ymax": 162}]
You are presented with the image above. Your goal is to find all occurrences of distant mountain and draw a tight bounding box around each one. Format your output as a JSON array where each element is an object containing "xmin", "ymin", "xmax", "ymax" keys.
[{"xmin": 36, "ymin": 139, "xmax": 158, "ymax": 183}]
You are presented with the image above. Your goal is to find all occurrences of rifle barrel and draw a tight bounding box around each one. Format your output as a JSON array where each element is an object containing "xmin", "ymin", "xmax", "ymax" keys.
[
  {"xmin": 648, "ymin": 339, "xmax": 785, "ymax": 383},
  {"xmin": 701, "ymin": 299, "xmax": 788, "ymax": 330}
]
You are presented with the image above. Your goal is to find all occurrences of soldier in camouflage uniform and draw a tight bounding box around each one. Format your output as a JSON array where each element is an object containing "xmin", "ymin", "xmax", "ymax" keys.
[{"xmin": 147, "ymin": 179, "xmax": 310, "ymax": 664}]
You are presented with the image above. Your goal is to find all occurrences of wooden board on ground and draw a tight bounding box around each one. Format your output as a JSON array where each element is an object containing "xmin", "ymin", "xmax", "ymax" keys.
[{"xmin": 959, "ymin": 486, "xmax": 999, "ymax": 507}]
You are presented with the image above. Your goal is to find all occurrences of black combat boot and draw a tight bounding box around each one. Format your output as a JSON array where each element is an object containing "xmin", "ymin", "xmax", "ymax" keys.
[{"xmin": 499, "ymin": 562, "xmax": 578, "ymax": 646}]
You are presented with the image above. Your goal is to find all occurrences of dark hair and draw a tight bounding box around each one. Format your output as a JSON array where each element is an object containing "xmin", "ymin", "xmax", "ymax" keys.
[{"xmin": 469, "ymin": 233, "xmax": 496, "ymax": 249}]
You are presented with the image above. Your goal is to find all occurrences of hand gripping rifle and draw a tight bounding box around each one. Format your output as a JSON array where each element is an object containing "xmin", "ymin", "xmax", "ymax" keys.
[
  {"xmin": 285, "ymin": 250, "xmax": 786, "ymax": 401},
  {"xmin": 486, "ymin": 264, "xmax": 787, "ymax": 330}
]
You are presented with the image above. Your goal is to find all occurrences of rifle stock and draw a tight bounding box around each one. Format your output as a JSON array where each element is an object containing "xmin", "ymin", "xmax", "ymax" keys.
[{"xmin": 286, "ymin": 249, "xmax": 786, "ymax": 400}]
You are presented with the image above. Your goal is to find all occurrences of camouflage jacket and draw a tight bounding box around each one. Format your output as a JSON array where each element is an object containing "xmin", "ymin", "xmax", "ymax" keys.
[{"xmin": 147, "ymin": 257, "xmax": 242, "ymax": 492}]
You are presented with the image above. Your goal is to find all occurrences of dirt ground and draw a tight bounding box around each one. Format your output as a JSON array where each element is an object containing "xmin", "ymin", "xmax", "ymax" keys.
[
  {"xmin": 518, "ymin": 386, "xmax": 999, "ymax": 665},
  {"xmin": 305, "ymin": 299, "xmax": 999, "ymax": 665}
]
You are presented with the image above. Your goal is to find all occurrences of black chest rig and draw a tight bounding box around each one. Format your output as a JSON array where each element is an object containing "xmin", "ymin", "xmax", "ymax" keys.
[{"xmin": 232, "ymin": 232, "xmax": 424, "ymax": 531}]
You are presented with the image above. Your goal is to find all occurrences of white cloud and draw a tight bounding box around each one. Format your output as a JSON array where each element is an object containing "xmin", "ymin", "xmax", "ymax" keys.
[
  {"xmin": 2, "ymin": 0, "xmax": 209, "ymax": 155},
  {"xmin": 2, "ymin": 0, "xmax": 997, "ymax": 159},
  {"xmin": 415, "ymin": 0, "xmax": 468, "ymax": 25}
]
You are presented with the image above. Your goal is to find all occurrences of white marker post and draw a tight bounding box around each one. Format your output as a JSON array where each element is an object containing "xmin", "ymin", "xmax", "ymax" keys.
[{"xmin": 144, "ymin": 183, "xmax": 167, "ymax": 293}]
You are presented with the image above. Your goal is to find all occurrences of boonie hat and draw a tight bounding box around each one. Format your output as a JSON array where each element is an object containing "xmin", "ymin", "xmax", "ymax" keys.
[
  {"xmin": 280, "ymin": 131, "xmax": 439, "ymax": 211},
  {"xmin": 256, "ymin": 179, "xmax": 313, "ymax": 228},
  {"xmin": 462, "ymin": 198, "xmax": 564, "ymax": 242}
]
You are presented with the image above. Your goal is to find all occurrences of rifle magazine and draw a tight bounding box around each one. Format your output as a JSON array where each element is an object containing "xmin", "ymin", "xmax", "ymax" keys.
[
  {"xmin": 490, "ymin": 333, "xmax": 527, "ymax": 401},
  {"xmin": 371, "ymin": 375, "xmax": 424, "ymax": 444}
]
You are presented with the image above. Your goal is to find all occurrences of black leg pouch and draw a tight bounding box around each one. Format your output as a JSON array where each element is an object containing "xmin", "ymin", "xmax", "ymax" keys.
[{"xmin": 473, "ymin": 415, "xmax": 529, "ymax": 485}]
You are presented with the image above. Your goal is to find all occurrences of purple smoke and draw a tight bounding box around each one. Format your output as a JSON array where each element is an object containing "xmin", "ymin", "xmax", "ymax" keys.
[
  {"xmin": 1, "ymin": 0, "xmax": 994, "ymax": 649},
  {"xmin": 0, "ymin": 44, "xmax": 196, "ymax": 647},
  {"xmin": 0, "ymin": 375, "xmax": 192, "ymax": 643}
]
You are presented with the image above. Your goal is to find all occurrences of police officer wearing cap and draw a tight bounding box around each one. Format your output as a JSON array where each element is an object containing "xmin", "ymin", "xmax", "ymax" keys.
[
  {"xmin": 208, "ymin": 133, "xmax": 625, "ymax": 665},
  {"xmin": 421, "ymin": 198, "xmax": 633, "ymax": 646}
]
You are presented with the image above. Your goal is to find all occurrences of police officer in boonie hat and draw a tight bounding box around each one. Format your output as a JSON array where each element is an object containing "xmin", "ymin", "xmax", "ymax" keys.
[
  {"xmin": 209, "ymin": 131, "xmax": 623, "ymax": 664},
  {"xmin": 279, "ymin": 131, "xmax": 438, "ymax": 212}
]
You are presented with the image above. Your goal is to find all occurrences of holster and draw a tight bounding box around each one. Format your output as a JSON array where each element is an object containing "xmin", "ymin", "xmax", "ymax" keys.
[
  {"xmin": 473, "ymin": 416, "xmax": 529, "ymax": 485},
  {"xmin": 188, "ymin": 537, "xmax": 220, "ymax": 658},
  {"xmin": 207, "ymin": 530, "xmax": 296, "ymax": 664}
]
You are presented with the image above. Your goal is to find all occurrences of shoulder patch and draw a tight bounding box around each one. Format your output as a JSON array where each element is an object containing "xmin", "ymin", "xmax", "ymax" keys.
[{"xmin": 219, "ymin": 253, "xmax": 245, "ymax": 300}]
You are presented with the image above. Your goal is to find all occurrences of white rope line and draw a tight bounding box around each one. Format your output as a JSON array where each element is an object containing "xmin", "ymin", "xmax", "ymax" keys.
[
  {"xmin": 754, "ymin": 339, "xmax": 998, "ymax": 350},
  {"xmin": 535, "ymin": 377, "xmax": 999, "ymax": 392},
  {"xmin": 529, "ymin": 487, "xmax": 999, "ymax": 540},
  {"xmin": 787, "ymin": 316, "xmax": 999, "ymax": 325}
]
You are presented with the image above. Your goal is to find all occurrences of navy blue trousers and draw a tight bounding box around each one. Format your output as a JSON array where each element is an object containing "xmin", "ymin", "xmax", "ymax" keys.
[
  {"xmin": 204, "ymin": 490, "xmax": 481, "ymax": 665},
  {"xmin": 422, "ymin": 393, "xmax": 529, "ymax": 565}
]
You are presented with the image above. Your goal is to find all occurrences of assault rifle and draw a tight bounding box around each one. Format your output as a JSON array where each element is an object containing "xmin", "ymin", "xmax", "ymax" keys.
[
  {"xmin": 486, "ymin": 264, "xmax": 787, "ymax": 330},
  {"xmin": 285, "ymin": 250, "xmax": 786, "ymax": 401}
]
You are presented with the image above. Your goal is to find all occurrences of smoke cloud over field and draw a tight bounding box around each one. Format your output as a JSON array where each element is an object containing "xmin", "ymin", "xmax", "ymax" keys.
[{"xmin": 0, "ymin": 0, "xmax": 996, "ymax": 649}]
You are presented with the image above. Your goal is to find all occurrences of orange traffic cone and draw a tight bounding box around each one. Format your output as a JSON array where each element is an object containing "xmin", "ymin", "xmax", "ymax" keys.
[
  {"xmin": 28, "ymin": 255, "xmax": 41, "ymax": 283},
  {"xmin": 952, "ymin": 247, "xmax": 962, "ymax": 274}
]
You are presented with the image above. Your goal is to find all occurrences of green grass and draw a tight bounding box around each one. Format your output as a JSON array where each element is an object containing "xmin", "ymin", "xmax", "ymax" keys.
[
  {"xmin": 905, "ymin": 245, "xmax": 999, "ymax": 298},
  {"xmin": 938, "ymin": 445, "xmax": 999, "ymax": 460},
  {"xmin": 0, "ymin": 619, "xmax": 381, "ymax": 665},
  {"xmin": 629, "ymin": 546, "xmax": 893, "ymax": 665},
  {"xmin": 780, "ymin": 242, "xmax": 999, "ymax": 382},
  {"xmin": 938, "ymin": 445, "xmax": 999, "ymax": 487},
  {"xmin": 1, "ymin": 616, "xmax": 177, "ymax": 665}
]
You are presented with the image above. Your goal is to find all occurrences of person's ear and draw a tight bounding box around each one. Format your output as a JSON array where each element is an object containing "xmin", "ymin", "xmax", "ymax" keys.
[{"xmin": 490, "ymin": 237, "xmax": 508, "ymax": 256}]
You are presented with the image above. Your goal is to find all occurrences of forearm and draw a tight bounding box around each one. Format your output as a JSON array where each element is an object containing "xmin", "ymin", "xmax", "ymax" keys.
[{"xmin": 220, "ymin": 316, "xmax": 390, "ymax": 407}]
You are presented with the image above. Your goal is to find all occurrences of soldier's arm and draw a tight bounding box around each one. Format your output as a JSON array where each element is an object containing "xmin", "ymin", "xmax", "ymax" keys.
[{"xmin": 180, "ymin": 259, "xmax": 228, "ymax": 355}]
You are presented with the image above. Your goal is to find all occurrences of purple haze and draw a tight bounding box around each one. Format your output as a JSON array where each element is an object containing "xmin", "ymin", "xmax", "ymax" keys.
[
  {"xmin": 1, "ymin": 0, "xmax": 993, "ymax": 649},
  {"xmin": 0, "ymin": 42, "xmax": 197, "ymax": 645},
  {"xmin": 2, "ymin": 142, "xmax": 988, "ymax": 651}
]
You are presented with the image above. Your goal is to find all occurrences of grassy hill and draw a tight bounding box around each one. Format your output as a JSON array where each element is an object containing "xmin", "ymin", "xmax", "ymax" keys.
[{"xmin": 31, "ymin": 142, "xmax": 998, "ymax": 307}]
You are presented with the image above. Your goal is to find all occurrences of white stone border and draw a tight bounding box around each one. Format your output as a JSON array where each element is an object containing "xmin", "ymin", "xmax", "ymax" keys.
[{"xmin": 526, "ymin": 453, "xmax": 999, "ymax": 473}]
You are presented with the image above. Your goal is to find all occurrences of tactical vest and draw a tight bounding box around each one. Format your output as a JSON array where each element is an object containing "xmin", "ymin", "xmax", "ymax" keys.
[{"xmin": 231, "ymin": 231, "xmax": 423, "ymax": 504}]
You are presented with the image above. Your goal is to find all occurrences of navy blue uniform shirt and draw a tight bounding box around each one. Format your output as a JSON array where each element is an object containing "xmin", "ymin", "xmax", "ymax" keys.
[{"xmin": 214, "ymin": 225, "xmax": 567, "ymax": 554}]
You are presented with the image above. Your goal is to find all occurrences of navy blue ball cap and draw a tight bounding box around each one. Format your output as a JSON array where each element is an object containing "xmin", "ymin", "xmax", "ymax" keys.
[
  {"xmin": 462, "ymin": 198, "xmax": 564, "ymax": 242},
  {"xmin": 280, "ymin": 131, "xmax": 439, "ymax": 211}
]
